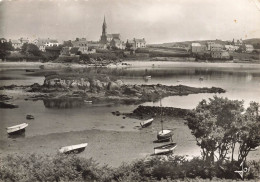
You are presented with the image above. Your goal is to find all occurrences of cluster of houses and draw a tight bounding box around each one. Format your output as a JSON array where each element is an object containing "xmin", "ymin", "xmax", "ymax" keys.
[
  {"xmin": 60, "ymin": 16, "xmax": 146, "ymax": 57},
  {"xmin": 0, "ymin": 16, "xmax": 147, "ymax": 58},
  {"xmin": 190, "ymin": 39, "xmax": 255, "ymax": 60}
]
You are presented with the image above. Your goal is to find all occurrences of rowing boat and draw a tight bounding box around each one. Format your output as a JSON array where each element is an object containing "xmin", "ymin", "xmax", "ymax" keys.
[
  {"xmin": 59, "ymin": 143, "xmax": 88, "ymax": 154},
  {"xmin": 140, "ymin": 118, "xmax": 153, "ymax": 128},
  {"xmin": 154, "ymin": 143, "xmax": 177, "ymax": 155},
  {"xmin": 7, "ymin": 123, "xmax": 28, "ymax": 135}
]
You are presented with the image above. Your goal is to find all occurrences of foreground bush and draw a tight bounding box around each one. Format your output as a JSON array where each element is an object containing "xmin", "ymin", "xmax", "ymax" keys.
[{"xmin": 0, "ymin": 154, "xmax": 259, "ymax": 182}]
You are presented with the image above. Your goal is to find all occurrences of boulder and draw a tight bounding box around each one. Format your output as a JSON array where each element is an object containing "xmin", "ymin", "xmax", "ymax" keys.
[
  {"xmin": 107, "ymin": 81, "xmax": 120, "ymax": 91},
  {"xmin": 115, "ymin": 80, "xmax": 124, "ymax": 87}
]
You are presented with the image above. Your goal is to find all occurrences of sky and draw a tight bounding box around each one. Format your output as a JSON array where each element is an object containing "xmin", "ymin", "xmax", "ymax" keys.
[{"xmin": 0, "ymin": 0, "xmax": 260, "ymax": 44}]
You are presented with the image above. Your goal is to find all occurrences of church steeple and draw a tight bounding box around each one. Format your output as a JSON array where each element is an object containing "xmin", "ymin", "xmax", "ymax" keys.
[
  {"xmin": 102, "ymin": 16, "xmax": 107, "ymax": 36},
  {"xmin": 100, "ymin": 15, "xmax": 108, "ymax": 44}
]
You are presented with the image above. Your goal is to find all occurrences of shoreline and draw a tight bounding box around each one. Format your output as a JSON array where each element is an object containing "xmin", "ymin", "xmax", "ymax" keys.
[{"xmin": 0, "ymin": 117, "xmax": 200, "ymax": 167}]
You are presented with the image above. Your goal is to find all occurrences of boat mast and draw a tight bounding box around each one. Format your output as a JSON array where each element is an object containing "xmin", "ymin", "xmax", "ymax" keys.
[{"xmin": 160, "ymin": 97, "xmax": 163, "ymax": 132}]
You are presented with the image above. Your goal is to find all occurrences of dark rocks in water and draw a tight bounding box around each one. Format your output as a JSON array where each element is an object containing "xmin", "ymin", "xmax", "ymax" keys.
[
  {"xmin": 30, "ymin": 83, "xmax": 41, "ymax": 92},
  {"xmin": 115, "ymin": 111, "xmax": 121, "ymax": 116},
  {"xmin": 0, "ymin": 84, "xmax": 17, "ymax": 90},
  {"xmin": 0, "ymin": 94, "xmax": 12, "ymax": 101},
  {"xmin": 43, "ymin": 98, "xmax": 84, "ymax": 109},
  {"xmin": 132, "ymin": 105, "xmax": 190, "ymax": 118},
  {"xmin": 0, "ymin": 102, "xmax": 18, "ymax": 109}
]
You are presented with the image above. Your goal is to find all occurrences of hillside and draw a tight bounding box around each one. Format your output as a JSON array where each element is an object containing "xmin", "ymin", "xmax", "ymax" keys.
[
  {"xmin": 243, "ymin": 38, "xmax": 260, "ymax": 45},
  {"xmin": 149, "ymin": 38, "xmax": 260, "ymax": 48}
]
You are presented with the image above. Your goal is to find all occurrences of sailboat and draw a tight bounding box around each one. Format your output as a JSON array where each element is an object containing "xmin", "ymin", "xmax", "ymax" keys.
[{"xmin": 157, "ymin": 99, "xmax": 173, "ymax": 141}]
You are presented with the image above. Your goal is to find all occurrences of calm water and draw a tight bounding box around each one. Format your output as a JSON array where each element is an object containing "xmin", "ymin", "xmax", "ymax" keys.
[
  {"xmin": 1, "ymin": 61, "xmax": 260, "ymax": 142},
  {"xmin": 122, "ymin": 61, "xmax": 260, "ymax": 109}
]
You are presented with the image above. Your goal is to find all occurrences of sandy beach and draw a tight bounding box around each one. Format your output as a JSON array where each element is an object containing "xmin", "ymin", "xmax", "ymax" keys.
[{"xmin": 0, "ymin": 117, "xmax": 200, "ymax": 167}]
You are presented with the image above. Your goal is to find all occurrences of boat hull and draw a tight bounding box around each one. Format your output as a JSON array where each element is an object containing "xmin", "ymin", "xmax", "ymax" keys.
[
  {"xmin": 59, "ymin": 143, "xmax": 88, "ymax": 154},
  {"xmin": 7, "ymin": 123, "xmax": 28, "ymax": 135},
  {"xmin": 154, "ymin": 143, "xmax": 177, "ymax": 155},
  {"xmin": 157, "ymin": 129, "xmax": 173, "ymax": 140},
  {"xmin": 140, "ymin": 118, "xmax": 153, "ymax": 128}
]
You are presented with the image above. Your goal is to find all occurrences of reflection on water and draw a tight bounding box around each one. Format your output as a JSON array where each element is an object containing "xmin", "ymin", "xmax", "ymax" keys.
[{"xmin": 43, "ymin": 98, "xmax": 84, "ymax": 108}]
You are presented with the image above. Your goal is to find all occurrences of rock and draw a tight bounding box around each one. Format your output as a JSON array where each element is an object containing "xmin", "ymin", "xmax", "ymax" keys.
[
  {"xmin": 107, "ymin": 81, "xmax": 120, "ymax": 91},
  {"xmin": 115, "ymin": 80, "xmax": 124, "ymax": 86},
  {"xmin": 0, "ymin": 102, "xmax": 18, "ymax": 109},
  {"xmin": 123, "ymin": 87, "xmax": 138, "ymax": 95},
  {"xmin": 30, "ymin": 83, "xmax": 41, "ymax": 92}
]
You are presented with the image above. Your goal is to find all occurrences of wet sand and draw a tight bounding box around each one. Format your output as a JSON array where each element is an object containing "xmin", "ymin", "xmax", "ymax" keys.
[
  {"xmin": 1, "ymin": 117, "xmax": 258, "ymax": 167},
  {"xmin": 0, "ymin": 117, "xmax": 200, "ymax": 167}
]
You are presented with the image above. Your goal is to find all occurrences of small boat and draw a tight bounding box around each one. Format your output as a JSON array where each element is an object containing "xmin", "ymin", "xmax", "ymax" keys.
[
  {"xmin": 84, "ymin": 100, "xmax": 92, "ymax": 104},
  {"xmin": 26, "ymin": 114, "xmax": 34, "ymax": 120},
  {"xmin": 59, "ymin": 143, "xmax": 88, "ymax": 154},
  {"xmin": 250, "ymin": 146, "xmax": 259, "ymax": 151},
  {"xmin": 6, "ymin": 123, "xmax": 28, "ymax": 135},
  {"xmin": 157, "ymin": 99, "xmax": 173, "ymax": 140},
  {"xmin": 154, "ymin": 143, "xmax": 177, "ymax": 155},
  {"xmin": 25, "ymin": 69, "xmax": 35, "ymax": 72},
  {"xmin": 144, "ymin": 75, "xmax": 152, "ymax": 79},
  {"xmin": 140, "ymin": 118, "xmax": 153, "ymax": 128},
  {"xmin": 157, "ymin": 129, "xmax": 173, "ymax": 140}
]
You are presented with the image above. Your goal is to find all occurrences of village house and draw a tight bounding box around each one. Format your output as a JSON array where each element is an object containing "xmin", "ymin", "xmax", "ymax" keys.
[
  {"xmin": 127, "ymin": 38, "xmax": 146, "ymax": 49},
  {"xmin": 191, "ymin": 43, "xmax": 207, "ymax": 54},
  {"xmin": 224, "ymin": 45, "xmax": 239, "ymax": 52},
  {"xmin": 71, "ymin": 38, "xmax": 88, "ymax": 47},
  {"xmin": 34, "ymin": 38, "xmax": 60, "ymax": 52},
  {"xmin": 110, "ymin": 39, "xmax": 125, "ymax": 50},
  {"xmin": 107, "ymin": 34, "xmax": 121, "ymax": 43},
  {"xmin": 234, "ymin": 39, "xmax": 243, "ymax": 46},
  {"xmin": 10, "ymin": 39, "xmax": 22, "ymax": 49},
  {"xmin": 19, "ymin": 37, "xmax": 29, "ymax": 44},
  {"xmin": 207, "ymin": 42, "xmax": 223, "ymax": 51},
  {"xmin": 211, "ymin": 50, "xmax": 230, "ymax": 59},
  {"xmin": 245, "ymin": 44, "xmax": 254, "ymax": 53},
  {"xmin": 71, "ymin": 38, "xmax": 90, "ymax": 54}
]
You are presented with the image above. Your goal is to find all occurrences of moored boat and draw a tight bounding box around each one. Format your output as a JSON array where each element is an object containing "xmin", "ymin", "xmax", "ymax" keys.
[
  {"xmin": 157, "ymin": 98, "xmax": 173, "ymax": 140},
  {"xmin": 144, "ymin": 75, "xmax": 152, "ymax": 79},
  {"xmin": 140, "ymin": 118, "xmax": 153, "ymax": 128},
  {"xmin": 59, "ymin": 143, "xmax": 88, "ymax": 154},
  {"xmin": 26, "ymin": 114, "xmax": 34, "ymax": 120},
  {"xmin": 154, "ymin": 143, "xmax": 177, "ymax": 155},
  {"xmin": 6, "ymin": 123, "xmax": 28, "ymax": 135},
  {"xmin": 84, "ymin": 100, "xmax": 92, "ymax": 104},
  {"xmin": 157, "ymin": 129, "xmax": 173, "ymax": 140}
]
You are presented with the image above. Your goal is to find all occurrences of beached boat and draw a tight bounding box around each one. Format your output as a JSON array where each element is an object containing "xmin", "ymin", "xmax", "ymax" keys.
[
  {"xmin": 59, "ymin": 143, "xmax": 88, "ymax": 154},
  {"xmin": 157, "ymin": 99, "xmax": 173, "ymax": 140},
  {"xmin": 6, "ymin": 123, "xmax": 28, "ymax": 135},
  {"xmin": 140, "ymin": 118, "xmax": 153, "ymax": 128},
  {"xmin": 84, "ymin": 100, "xmax": 92, "ymax": 104},
  {"xmin": 26, "ymin": 114, "xmax": 34, "ymax": 120},
  {"xmin": 154, "ymin": 143, "xmax": 177, "ymax": 155},
  {"xmin": 157, "ymin": 129, "xmax": 173, "ymax": 140}
]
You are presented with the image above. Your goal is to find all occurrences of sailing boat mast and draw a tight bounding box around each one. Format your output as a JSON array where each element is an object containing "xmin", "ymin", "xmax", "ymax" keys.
[{"xmin": 160, "ymin": 98, "xmax": 163, "ymax": 132}]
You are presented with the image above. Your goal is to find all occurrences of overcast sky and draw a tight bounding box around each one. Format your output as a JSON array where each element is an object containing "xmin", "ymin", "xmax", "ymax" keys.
[{"xmin": 0, "ymin": 0, "xmax": 260, "ymax": 43}]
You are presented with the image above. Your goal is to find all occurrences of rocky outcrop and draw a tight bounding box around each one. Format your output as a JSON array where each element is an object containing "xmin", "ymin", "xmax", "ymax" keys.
[
  {"xmin": 0, "ymin": 102, "xmax": 18, "ymax": 109},
  {"xmin": 41, "ymin": 75, "xmax": 124, "ymax": 93}
]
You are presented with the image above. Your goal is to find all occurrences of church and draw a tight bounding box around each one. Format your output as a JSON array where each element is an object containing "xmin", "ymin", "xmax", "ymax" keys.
[{"xmin": 100, "ymin": 16, "xmax": 125, "ymax": 49}]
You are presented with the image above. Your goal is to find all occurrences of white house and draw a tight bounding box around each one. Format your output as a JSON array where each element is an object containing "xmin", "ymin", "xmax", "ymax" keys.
[
  {"xmin": 245, "ymin": 44, "xmax": 254, "ymax": 53},
  {"xmin": 127, "ymin": 38, "xmax": 146, "ymax": 49}
]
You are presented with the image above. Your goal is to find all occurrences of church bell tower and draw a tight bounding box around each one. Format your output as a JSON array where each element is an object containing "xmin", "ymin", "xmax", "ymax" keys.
[{"xmin": 100, "ymin": 16, "xmax": 107, "ymax": 44}]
